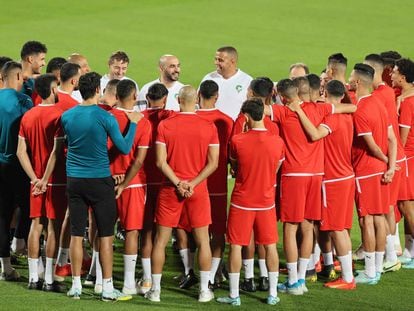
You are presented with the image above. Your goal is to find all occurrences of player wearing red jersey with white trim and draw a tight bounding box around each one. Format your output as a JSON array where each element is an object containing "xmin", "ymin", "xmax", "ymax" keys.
[
  {"xmin": 350, "ymin": 64, "xmax": 397, "ymax": 285},
  {"xmin": 365, "ymin": 54, "xmax": 405, "ymax": 273},
  {"xmin": 140, "ymin": 83, "xmax": 175, "ymax": 293},
  {"xmin": 231, "ymin": 77, "xmax": 278, "ymax": 292},
  {"xmin": 287, "ymin": 80, "xmax": 356, "ymax": 290},
  {"xmin": 217, "ymin": 98, "xmax": 284, "ymax": 306},
  {"xmin": 196, "ymin": 80, "xmax": 234, "ymax": 287},
  {"xmin": 270, "ymin": 79, "xmax": 355, "ymax": 295},
  {"xmin": 108, "ymin": 80, "xmax": 151, "ymax": 295},
  {"xmin": 145, "ymin": 86, "xmax": 219, "ymax": 303},
  {"xmin": 394, "ymin": 58, "xmax": 414, "ymax": 268},
  {"xmin": 17, "ymin": 74, "xmax": 66, "ymax": 292}
]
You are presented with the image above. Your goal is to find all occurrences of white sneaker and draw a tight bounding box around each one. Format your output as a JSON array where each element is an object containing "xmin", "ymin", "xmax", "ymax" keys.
[
  {"xmin": 94, "ymin": 283, "xmax": 103, "ymax": 294},
  {"xmin": 122, "ymin": 285, "xmax": 137, "ymax": 295},
  {"xmin": 144, "ymin": 289, "xmax": 160, "ymax": 302},
  {"xmin": 137, "ymin": 278, "xmax": 152, "ymax": 295},
  {"xmin": 198, "ymin": 289, "xmax": 214, "ymax": 302}
]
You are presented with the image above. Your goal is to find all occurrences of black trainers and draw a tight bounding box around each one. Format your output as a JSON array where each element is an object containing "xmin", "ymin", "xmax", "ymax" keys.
[
  {"xmin": 317, "ymin": 264, "xmax": 337, "ymax": 280},
  {"xmin": 28, "ymin": 280, "xmax": 43, "ymax": 290},
  {"xmin": 258, "ymin": 276, "xmax": 269, "ymax": 291},
  {"xmin": 179, "ymin": 269, "xmax": 198, "ymax": 289},
  {"xmin": 84, "ymin": 273, "xmax": 96, "ymax": 286},
  {"xmin": 240, "ymin": 278, "xmax": 256, "ymax": 292},
  {"xmin": 42, "ymin": 281, "xmax": 66, "ymax": 293}
]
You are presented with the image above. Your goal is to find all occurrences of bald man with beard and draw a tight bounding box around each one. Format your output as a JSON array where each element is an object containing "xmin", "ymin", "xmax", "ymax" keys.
[{"xmin": 138, "ymin": 54, "xmax": 184, "ymax": 111}]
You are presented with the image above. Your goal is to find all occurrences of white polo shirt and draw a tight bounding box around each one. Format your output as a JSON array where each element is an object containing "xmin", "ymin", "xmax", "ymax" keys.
[
  {"xmin": 200, "ymin": 69, "xmax": 252, "ymax": 120},
  {"xmin": 137, "ymin": 79, "xmax": 184, "ymax": 111},
  {"xmin": 99, "ymin": 74, "xmax": 139, "ymax": 95}
]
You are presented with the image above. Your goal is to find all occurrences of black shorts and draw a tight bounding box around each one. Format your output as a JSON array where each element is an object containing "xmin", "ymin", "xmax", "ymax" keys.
[{"xmin": 67, "ymin": 176, "xmax": 116, "ymax": 237}]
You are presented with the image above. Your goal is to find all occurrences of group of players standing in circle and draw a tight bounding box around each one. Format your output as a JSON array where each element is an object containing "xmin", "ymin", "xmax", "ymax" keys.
[{"xmin": 1, "ymin": 41, "xmax": 414, "ymax": 306}]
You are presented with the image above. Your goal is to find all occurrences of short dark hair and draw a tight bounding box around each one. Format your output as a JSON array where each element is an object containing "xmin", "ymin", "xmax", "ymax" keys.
[
  {"xmin": 78, "ymin": 72, "xmax": 101, "ymax": 100},
  {"xmin": 20, "ymin": 41, "xmax": 47, "ymax": 59},
  {"xmin": 46, "ymin": 57, "xmax": 67, "ymax": 74},
  {"xmin": 104, "ymin": 79, "xmax": 120, "ymax": 94},
  {"xmin": 328, "ymin": 53, "xmax": 347, "ymax": 66},
  {"xmin": 380, "ymin": 50, "xmax": 402, "ymax": 67},
  {"xmin": 292, "ymin": 76, "xmax": 309, "ymax": 94},
  {"xmin": 217, "ymin": 46, "xmax": 238, "ymax": 60},
  {"xmin": 147, "ymin": 83, "xmax": 168, "ymax": 101},
  {"xmin": 60, "ymin": 63, "xmax": 81, "ymax": 83},
  {"xmin": 353, "ymin": 63, "xmax": 375, "ymax": 81},
  {"xmin": 108, "ymin": 51, "xmax": 129, "ymax": 64},
  {"xmin": 277, "ymin": 78, "xmax": 298, "ymax": 99},
  {"xmin": 0, "ymin": 56, "xmax": 13, "ymax": 71},
  {"xmin": 35, "ymin": 74, "xmax": 57, "ymax": 100},
  {"xmin": 116, "ymin": 79, "xmax": 136, "ymax": 101},
  {"xmin": 250, "ymin": 77, "xmax": 273, "ymax": 98},
  {"xmin": 241, "ymin": 98, "xmax": 264, "ymax": 121},
  {"xmin": 199, "ymin": 80, "xmax": 219, "ymax": 99},
  {"xmin": 1, "ymin": 61, "xmax": 22, "ymax": 80},
  {"xmin": 307, "ymin": 73, "xmax": 321, "ymax": 91},
  {"xmin": 325, "ymin": 80, "xmax": 345, "ymax": 98},
  {"xmin": 395, "ymin": 58, "xmax": 414, "ymax": 83},
  {"xmin": 364, "ymin": 54, "xmax": 384, "ymax": 68}
]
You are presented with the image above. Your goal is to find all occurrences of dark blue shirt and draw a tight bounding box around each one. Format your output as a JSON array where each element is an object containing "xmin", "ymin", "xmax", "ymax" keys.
[
  {"xmin": 0, "ymin": 88, "xmax": 33, "ymax": 164},
  {"xmin": 61, "ymin": 104, "xmax": 136, "ymax": 178}
]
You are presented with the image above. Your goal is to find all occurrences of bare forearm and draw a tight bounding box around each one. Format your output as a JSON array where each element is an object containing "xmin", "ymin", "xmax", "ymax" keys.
[
  {"xmin": 190, "ymin": 161, "xmax": 218, "ymax": 187},
  {"xmin": 17, "ymin": 152, "xmax": 37, "ymax": 182}
]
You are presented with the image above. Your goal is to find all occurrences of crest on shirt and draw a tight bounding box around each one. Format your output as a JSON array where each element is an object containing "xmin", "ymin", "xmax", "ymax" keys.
[{"xmin": 235, "ymin": 85, "xmax": 243, "ymax": 93}]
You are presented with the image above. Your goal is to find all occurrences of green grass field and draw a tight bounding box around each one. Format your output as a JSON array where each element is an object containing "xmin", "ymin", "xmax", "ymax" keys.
[{"xmin": 1, "ymin": 0, "xmax": 414, "ymax": 310}]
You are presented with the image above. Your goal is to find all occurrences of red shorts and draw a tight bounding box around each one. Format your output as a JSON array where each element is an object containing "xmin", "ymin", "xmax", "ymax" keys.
[
  {"xmin": 280, "ymin": 175, "xmax": 322, "ymax": 222},
  {"xmin": 320, "ymin": 177, "xmax": 354, "ymax": 231},
  {"xmin": 30, "ymin": 185, "xmax": 67, "ymax": 220},
  {"xmin": 144, "ymin": 184, "xmax": 160, "ymax": 230},
  {"xmin": 398, "ymin": 159, "xmax": 409, "ymax": 201},
  {"xmin": 209, "ymin": 194, "xmax": 227, "ymax": 235},
  {"xmin": 116, "ymin": 185, "xmax": 146, "ymax": 231},
  {"xmin": 227, "ymin": 206, "xmax": 278, "ymax": 246},
  {"xmin": 355, "ymin": 174, "xmax": 389, "ymax": 217},
  {"xmin": 156, "ymin": 183, "xmax": 211, "ymax": 229},
  {"xmin": 403, "ymin": 157, "xmax": 414, "ymax": 200}
]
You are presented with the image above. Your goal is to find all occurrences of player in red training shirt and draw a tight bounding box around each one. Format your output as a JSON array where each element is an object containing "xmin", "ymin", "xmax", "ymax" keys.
[
  {"xmin": 231, "ymin": 77, "xmax": 278, "ymax": 292},
  {"xmin": 17, "ymin": 74, "xmax": 66, "ymax": 292},
  {"xmin": 217, "ymin": 98, "xmax": 284, "ymax": 306},
  {"xmin": 140, "ymin": 83, "xmax": 175, "ymax": 293},
  {"xmin": 394, "ymin": 58, "xmax": 414, "ymax": 267},
  {"xmin": 108, "ymin": 80, "xmax": 152, "ymax": 295},
  {"xmin": 196, "ymin": 80, "xmax": 234, "ymax": 287},
  {"xmin": 146, "ymin": 86, "xmax": 219, "ymax": 303},
  {"xmin": 350, "ymin": 64, "xmax": 396, "ymax": 284},
  {"xmin": 365, "ymin": 54, "xmax": 405, "ymax": 272},
  {"xmin": 270, "ymin": 78, "xmax": 355, "ymax": 295},
  {"xmin": 287, "ymin": 80, "xmax": 356, "ymax": 290}
]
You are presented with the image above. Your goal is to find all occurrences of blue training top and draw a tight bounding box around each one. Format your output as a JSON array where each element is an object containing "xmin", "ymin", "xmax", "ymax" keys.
[
  {"xmin": 0, "ymin": 88, "xmax": 33, "ymax": 164},
  {"xmin": 61, "ymin": 104, "xmax": 136, "ymax": 178}
]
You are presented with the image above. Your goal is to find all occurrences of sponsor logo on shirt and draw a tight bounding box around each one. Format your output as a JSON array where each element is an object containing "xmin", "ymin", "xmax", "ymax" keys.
[{"xmin": 236, "ymin": 85, "xmax": 243, "ymax": 93}]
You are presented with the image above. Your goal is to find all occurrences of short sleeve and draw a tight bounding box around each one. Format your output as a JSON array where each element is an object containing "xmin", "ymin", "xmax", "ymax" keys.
[
  {"xmin": 229, "ymin": 136, "xmax": 238, "ymax": 160},
  {"xmin": 156, "ymin": 121, "xmax": 166, "ymax": 145},
  {"xmin": 317, "ymin": 103, "xmax": 334, "ymax": 117},
  {"xmin": 320, "ymin": 114, "xmax": 337, "ymax": 134},
  {"xmin": 138, "ymin": 120, "xmax": 152, "ymax": 148},
  {"xmin": 353, "ymin": 110, "xmax": 372, "ymax": 136},
  {"xmin": 209, "ymin": 123, "xmax": 220, "ymax": 147},
  {"xmin": 54, "ymin": 118, "xmax": 64, "ymax": 138},
  {"xmin": 18, "ymin": 115, "xmax": 27, "ymax": 138},
  {"xmin": 399, "ymin": 100, "xmax": 412, "ymax": 129},
  {"xmin": 271, "ymin": 104, "xmax": 285, "ymax": 124}
]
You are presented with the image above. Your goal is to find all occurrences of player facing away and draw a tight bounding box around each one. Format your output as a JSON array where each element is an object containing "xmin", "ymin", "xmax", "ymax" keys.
[
  {"xmin": 394, "ymin": 58, "xmax": 414, "ymax": 267},
  {"xmin": 270, "ymin": 78, "xmax": 356, "ymax": 295},
  {"xmin": 138, "ymin": 54, "xmax": 184, "ymax": 111},
  {"xmin": 17, "ymin": 74, "xmax": 67, "ymax": 292},
  {"xmin": 201, "ymin": 46, "xmax": 252, "ymax": 120},
  {"xmin": 109, "ymin": 79, "xmax": 152, "ymax": 295},
  {"xmin": 196, "ymin": 80, "xmax": 234, "ymax": 288},
  {"xmin": 217, "ymin": 98, "xmax": 285, "ymax": 306},
  {"xmin": 61, "ymin": 72, "xmax": 142, "ymax": 301},
  {"xmin": 350, "ymin": 64, "xmax": 396, "ymax": 284},
  {"xmin": 145, "ymin": 85, "xmax": 219, "ymax": 303},
  {"xmin": 141, "ymin": 83, "xmax": 175, "ymax": 294},
  {"xmin": 287, "ymin": 80, "xmax": 356, "ymax": 290},
  {"xmin": 0, "ymin": 61, "xmax": 32, "ymax": 281}
]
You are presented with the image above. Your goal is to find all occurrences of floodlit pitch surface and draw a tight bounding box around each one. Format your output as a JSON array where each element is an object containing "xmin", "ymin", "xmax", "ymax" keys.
[{"xmin": 1, "ymin": 0, "xmax": 413, "ymax": 310}]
